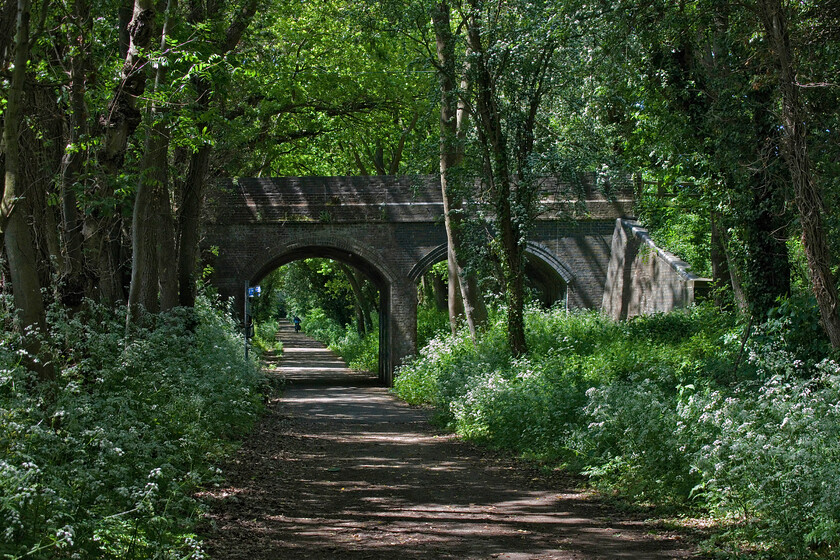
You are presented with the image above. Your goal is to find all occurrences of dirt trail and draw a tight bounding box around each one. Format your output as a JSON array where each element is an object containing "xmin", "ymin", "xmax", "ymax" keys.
[{"xmin": 198, "ymin": 322, "xmax": 701, "ymax": 559}]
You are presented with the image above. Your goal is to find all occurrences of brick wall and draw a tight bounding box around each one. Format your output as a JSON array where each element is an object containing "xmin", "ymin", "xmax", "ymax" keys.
[
  {"xmin": 203, "ymin": 175, "xmax": 635, "ymax": 384},
  {"xmin": 601, "ymin": 219, "xmax": 711, "ymax": 320}
]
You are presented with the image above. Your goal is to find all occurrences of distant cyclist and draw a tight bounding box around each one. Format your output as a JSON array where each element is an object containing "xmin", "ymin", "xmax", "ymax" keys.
[{"xmin": 293, "ymin": 316, "xmax": 301, "ymax": 333}]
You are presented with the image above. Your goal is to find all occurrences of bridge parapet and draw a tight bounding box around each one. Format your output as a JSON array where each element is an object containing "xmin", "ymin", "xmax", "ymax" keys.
[
  {"xmin": 208, "ymin": 176, "xmax": 441, "ymax": 224},
  {"xmin": 207, "ymin": 175, "xmax": 635, "ymax": 225},
  {"xmin": 602, "ymin": 219, "xmax": 712, "ymax": 320}
]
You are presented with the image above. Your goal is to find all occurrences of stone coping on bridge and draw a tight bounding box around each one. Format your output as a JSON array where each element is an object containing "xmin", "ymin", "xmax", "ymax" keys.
[
  {"xmin": 206, "ymin": 175, "xmax": 636, "ymax": 224},
  {"xmin": 601, "ymin": 218, "xmax": 712, "ymax": 320},
  {"xmin": 619, "ymin": 219, "xmax": 710, "ymax": 282}
]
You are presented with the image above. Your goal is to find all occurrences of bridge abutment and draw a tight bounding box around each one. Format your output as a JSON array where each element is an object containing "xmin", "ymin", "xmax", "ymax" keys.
[{"xmin": 387, "ymin": 280, "xmax": 418, "ymax": 385}]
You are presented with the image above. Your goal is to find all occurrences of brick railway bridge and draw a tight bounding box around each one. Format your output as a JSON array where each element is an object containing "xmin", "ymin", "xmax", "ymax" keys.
[{"xmin": 203, "ymin": 175, "xmax": 704, "ymax": 385}]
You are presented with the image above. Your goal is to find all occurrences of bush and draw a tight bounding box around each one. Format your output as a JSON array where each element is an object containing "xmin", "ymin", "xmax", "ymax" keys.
[
  {"xmin": 417, "ymin": 306, "xmax": 449, "ymax": 348},
  {"xmin": 394, "ymin": 303, "xmax": 840, "ymax": 555},
  {"xmin": 582, "ymin": 379, "xmax": 699, "ymax": 502},
  {"xmin": 748, "ymin": 294, "xmax": 832, "ymax": 377},
  {"xmin": 0, "ymin": 297, "xmax": 264, "ymax": 559},
  {"xmin": 302, "ymin": 308, "xmax": 379, "ymax": 372},
  {"xmin": 253, "ymin": 318, "xmax": 283, "ymax": 354},
  {"xmin": 332, "ymin": 326, "xmax": 379, "ymax": 372},
  {"xmin": 682, "ymin": 363, "xmax": 840, "ymax": 556}
]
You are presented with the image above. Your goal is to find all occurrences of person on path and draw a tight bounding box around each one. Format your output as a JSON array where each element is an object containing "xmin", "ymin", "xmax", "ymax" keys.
[{"xmin": 293, "ymin": 316, "xmax": 301, "ymax": 332}]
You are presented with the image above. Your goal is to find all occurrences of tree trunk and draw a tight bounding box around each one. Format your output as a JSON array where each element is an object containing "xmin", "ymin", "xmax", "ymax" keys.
[
  {"xmin": 759, "ymin": 0, "xmax": 840, "ymax": 348},
  {"xmin": 717, "ymin": 214, "xmax": 749, "ymax": 313},
  {"xmin": 91, "ymin": 0, "xmax": 154, "ymax": 305},
  {"xmin": 1, "ymin": 0, "xmax": 53, "ymax": 381},
  {"xmin": 433, "ymin": 1, "xmax": 486, "ymax": 340},
  {"xmin": 710, "ymin": 210, "xmax": 734, "ymax": 310},
  {"xmin": 128, "ymin": 0, "xmax": 172, "ymax": 323},
  {"xmin": 96, "ymin": 220, "xmax": 124, "ymax": 304},
  {"xmin": 154, "ymin": 133, "xmax": 178, "ymax": 312},
  {"xmin": 58, "ymin": 0, "xmax": 91, "ymax": 307},
  {"xmin": 126, "ymin": 123, "xmax": 163, "ymax": 321},
  {"xmin": 176, "ymin": 0, "xmax": 258, "ymax": 307},
  {"xmin": 446, "ymin": 250, "xmax": 464, "ymax": 334},
  {"xmin": 100, "ymin": 0, "xmax": 154, "ymax": 174},
  {"xmin": 0, "ymin": 1, "xmax": 16, "ymax": 71},
  {"xmin": 22, "ymin": 86, "xmax": 64, "ymax": 286},
  {"xmin": 431, "ymin": 271, "xmax": 448, "ymax": 311},
  {"xmin": 177, "ymin": 144, "xmax": 209, "ymax": 306},
  {"xmin": 498, "ymin": 186, "xmax": 528, "ymax": 356},
  {"xmin": 493, "ymin": 163, "xmax": 528, "ymax": 356},
  {"xmin": 466, "ymin": 5, "xmax": 527, "ymax": 356},
  {"xmin": 339, "ymin": 263, "xmax": 373, "ymax": 334},
  {"xmin": 740, "ymin": 85, "xmax": 790, "ymax": 318}
]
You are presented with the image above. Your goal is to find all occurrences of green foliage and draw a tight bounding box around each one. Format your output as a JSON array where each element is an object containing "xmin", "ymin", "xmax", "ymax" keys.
[
  {"xmin": 252, "ymin": 319, "xmax": 283, "ymax": 354},
  {"xmin": 583, "ymin": 378, "xmax": 698, "ymax": 502},
  {"xmin": 416, "ymin": 306, "xmax": 449, "ymax": 349},
  {"xmin": 269, "ymin": 259, "xmax": 376, "ymax": 328},
  {"xmin": 223, "ymin": 0, "xmax": 437, "ymax": 176},
  {"xmin": 394, "ymin": 303, "xmax": 840, "ymax": 556},
  {"xmin": 394, "ymin": 307, "xmax": 511, "ymax": 408},
  {"xmin": 259, "ymin": 258, "xmax": 381, "ymax": 371},
  {"xmin": 302, "ymin": 308, "xmax": 379, "ymax": 373},
  {"xmin": 682, "ymin": 364, "xmax": 840, "ymax": 557},
  {"xmin": 751, "ymin": 294, "xmax": 831, "ymax": 369},
  {"xmin": 635, "ymin": 188, "xmax": 712, "ymax": 278},
  {"xmin": 0, "ymin": 297, "xmax": 263, "ymax": 559}
]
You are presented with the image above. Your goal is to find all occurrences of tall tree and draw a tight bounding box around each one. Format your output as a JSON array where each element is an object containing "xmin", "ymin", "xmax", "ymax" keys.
[
  {"xmin": 615, "ymin": 0, "xmax": 840, "ymax": 342},
  {"xmin": 378, "ymin": 0, "xmax": 615, "ymax": 354},
  {"xmin": 604, "ymin": 1, "xmax": 794, "ymax": 318},
  {"xmin": 432, "ymin": 1, "xmax": 487, "ymax": 339},
  {"xmin": 460, "ymin": 0, "xmax": 569, "ymax": 356},
  {"xmin": 1, "ymin": 0, "xmax": 52, "ymax": 380},
  {"xmin": 757, "ymin": 0, "xmax": 840, "ymax": 348},
  {"xmin": 125, "ymin": 0, "xmax": 165, "ymax": 322},
  {"xmin": 84, "ymin": 0, "xmax": 157, "ymax": 304},
  {"xmin": 177, "ymin": 0, "xmax": 258, "ymax": 307},
  {"xmin": 57, "ymin": 0, "xmax": 92, "ymax": 306}
]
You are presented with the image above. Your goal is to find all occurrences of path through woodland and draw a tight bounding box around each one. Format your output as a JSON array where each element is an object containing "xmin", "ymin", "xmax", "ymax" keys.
[{"xmin": 198, "ymin": 321, "xmax": 703, "ymax": 559}]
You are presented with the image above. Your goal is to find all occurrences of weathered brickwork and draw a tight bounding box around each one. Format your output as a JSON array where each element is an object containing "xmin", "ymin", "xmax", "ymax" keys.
[
  {"xmin": 203, "ymin": 175, "xmax": 635, "ymax": 385},
  {"xmin": 601, "ymin": 219, "xmax": 711, "ymax": 320}
]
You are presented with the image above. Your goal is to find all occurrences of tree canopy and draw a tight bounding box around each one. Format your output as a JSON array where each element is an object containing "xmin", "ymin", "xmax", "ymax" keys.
[{"xmin": 2, "ymin": 0, "xmax": 840, "ymax": 351}]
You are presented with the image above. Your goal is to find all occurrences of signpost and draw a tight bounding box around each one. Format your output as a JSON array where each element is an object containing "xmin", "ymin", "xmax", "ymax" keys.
[{"xmin": 244, "ymin": 282, "xmax": 260, "ymax": 360}]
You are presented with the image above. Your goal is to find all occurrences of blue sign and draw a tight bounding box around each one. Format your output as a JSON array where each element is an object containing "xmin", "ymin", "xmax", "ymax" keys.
[{"xmin": 248, "ymin": 286, "xmax": 261, "ymax": 297}]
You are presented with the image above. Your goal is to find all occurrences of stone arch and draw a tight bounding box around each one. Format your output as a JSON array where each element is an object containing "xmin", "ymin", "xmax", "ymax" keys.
[
  {"xmin": 408, "ymin": 244, "xmax": 448, "ymax": 283},
  {"xmin": 524, "ymin": 242, "xmax": 572, "ymax": 308},
  {"xmin": 243, "ymin": 237, "xmax": 407, "ymax": 386},
  {"xmin": 525, "ymin": 241, "xmax": 574, "ymax": 284},
  {"xmin": 245, "ymin": 237, "xmax": 400, "ymax": 289},
  {"xmin": 409, "ymin": 241, "xmax": 573, "ymax": 307}
]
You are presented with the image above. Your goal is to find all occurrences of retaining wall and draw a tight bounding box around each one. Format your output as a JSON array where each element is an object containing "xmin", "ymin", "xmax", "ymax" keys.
[{"xmin": 601, "ymin": 218, "xmax": 711, "ymax": 320}]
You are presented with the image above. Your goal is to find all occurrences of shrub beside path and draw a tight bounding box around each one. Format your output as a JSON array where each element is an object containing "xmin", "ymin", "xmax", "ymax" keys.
[{"xmin": 198, "ymin": 322, "xmax": 703, "ymax": 559}]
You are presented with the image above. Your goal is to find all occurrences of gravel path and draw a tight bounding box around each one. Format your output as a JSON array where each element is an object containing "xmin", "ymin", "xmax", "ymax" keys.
[{"xmin": 198, "ymin": 321, "xmax": 702, "ymax": 559}]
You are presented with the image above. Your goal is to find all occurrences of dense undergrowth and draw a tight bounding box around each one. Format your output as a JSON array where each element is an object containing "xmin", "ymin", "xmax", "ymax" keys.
[
  {"xmin": 1, "ymin": 296, "xmax": 264, "ymax": 559},
  {"xmin": 300, "ymin": 308, "xmax": 379, "ymax": 372},
  {"xmin": 300, "ymin": 306, "xmax": 450, "ymax": 374},
  {"xmin": 251, "ymin": 319, "xmax": 283, "ymax": 355},
  {"xmin": 394, "ymin": 301, "xmax": 840, "ymax": 558}
]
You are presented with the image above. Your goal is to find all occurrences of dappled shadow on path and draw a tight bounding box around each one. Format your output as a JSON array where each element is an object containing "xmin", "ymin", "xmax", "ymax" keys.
[
  {"xmin": 198, "ymin": 325, "xmax": 700, "ymax": 560},
  {"xmin": 263, "ymin": 320, "xmax": 379, "ymax": 387}
]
